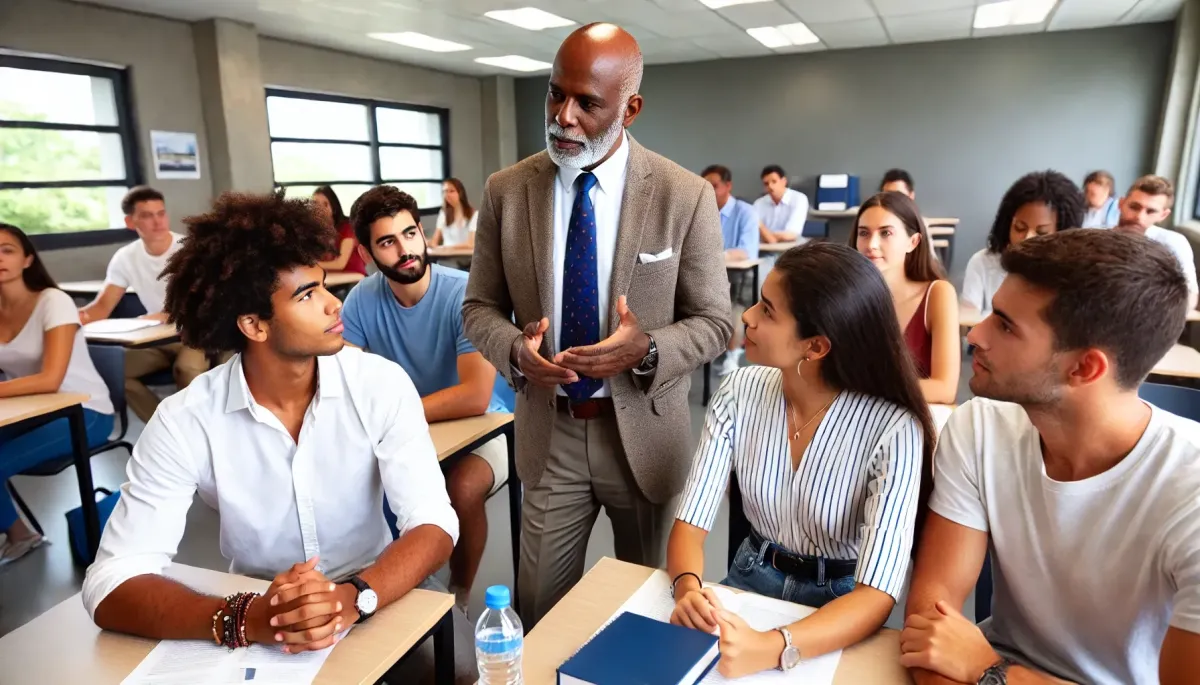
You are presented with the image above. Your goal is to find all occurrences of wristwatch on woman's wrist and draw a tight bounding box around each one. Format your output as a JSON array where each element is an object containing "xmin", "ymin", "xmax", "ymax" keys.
[{"xmin": 776, "ymin": 627, "xmax": 801, "ymax": 671}]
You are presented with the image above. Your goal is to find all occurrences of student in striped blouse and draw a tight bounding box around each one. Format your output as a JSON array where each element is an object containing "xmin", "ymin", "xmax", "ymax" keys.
[{"xmin": 667, "ymin": 242, "xmax": 937, "ymax": 678}]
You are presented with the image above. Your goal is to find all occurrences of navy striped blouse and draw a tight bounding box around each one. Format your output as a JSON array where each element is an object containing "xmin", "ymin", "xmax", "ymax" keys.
[{"xmin": 676, "ymin": 366, "xmax": 924, "ymax": 600}]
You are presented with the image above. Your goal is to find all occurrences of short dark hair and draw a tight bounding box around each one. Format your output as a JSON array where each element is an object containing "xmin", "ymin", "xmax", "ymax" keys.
[
  {"xmin": 312, "ymin": 185, "xmax": 347, "ymax": 226},
  {"xmin": 1002, "ymin": 229, "xmax": 1188, "ymax": 389},
  {"xmin": 881, "ymin": 168, "xmax": 914, "ymax": 192},
  {"xmin": 121, "ymin": 186, "xmax": 165, "ymax": 216},
  {"xmin": 0, "ymin": 223, "xmax": 57, "ymax": 292},
  {"xmin": 761, "ymin": 164, "xmax": 786, "ymax": 180},
  {"xmin": 1127, "ymin": 174, "xmax": 1175, "ymax": 209},
  {"xmin": 350, "ymin": 185, "xmax": 422, "ymax": 254},
  {"xmin": 161, "ymin": 191, "xmax": 337, "ymax": 354},
  {"xmin": 1083, "ymin": 170, "xmax": 1115, "ymax": 193},
  {"xmin": 986, "ymin": 171, "xmax": 1085, "ymax": 254},
  {"xmin": 701, "ymin": 165, "xmax": 732, "ymax": 183}
]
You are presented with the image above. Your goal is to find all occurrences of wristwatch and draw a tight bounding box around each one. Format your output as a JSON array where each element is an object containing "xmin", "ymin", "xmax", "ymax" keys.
[
  {"xmin": 776, "ymin": 627, "xmax": 801, "ymax": 671},
  {"xmin": 977, "ymin": 657, "xmax": 1013, "ymax": 685},
  {"xmin": 637, "ymin": 335, "xmax": 658, "ymax": 372},
  {"xmin": 341, "ymin": 575, "xmax": 378, "ymax": 624}
]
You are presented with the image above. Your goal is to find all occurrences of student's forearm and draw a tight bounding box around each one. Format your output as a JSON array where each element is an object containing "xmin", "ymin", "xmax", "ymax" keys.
[
  {"xmin": 1005, "ymin": 666, "xmax": 1076, "ymax": 684},
  {"xmin": 79, "ymin": 301, "xmax": 114, "ymax": 323},
  {"xmin": 421, "ymin": 383, "xmax": 491, "ymax": 424},
  {"xmin": 94, "ymin": 574, "xmax": 228, "ymax": 641},
  {"xmin": 724, "ymin": 248, "xmax": 748, "ymax": 261},
  {"xmin": 758, "ymin": 224, "xmax": 776, "ymax": 243},
  {"xmin": 359, "ymin": 524, "xmax": 454, "ymax": 609},
  {"xmin": 0, "ymin": 373, "xmax": 64, "ymax": 398},
  {"xmin": 666, "ymin": 523, "xmax": 707, "ymax": 595},
  {"xmin": 789, "ymin": 586, "xmax": 893, "ymax": 659},
  {"xmin": 919, "ymin": 377, "xmax": 957, "ymax": 405},
  {"xmin": 911, "ymin": 669, "xmax": 963, "ymax": 685}
]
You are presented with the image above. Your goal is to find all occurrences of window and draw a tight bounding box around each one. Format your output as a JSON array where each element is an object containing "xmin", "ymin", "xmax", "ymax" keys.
[
  {"xmin": 0, "ymin": 54, "xmax": 141, "ymax": 243},
  {"xmin": 265, "ymin": 89, "xmax": 449, "ymax": 214}
]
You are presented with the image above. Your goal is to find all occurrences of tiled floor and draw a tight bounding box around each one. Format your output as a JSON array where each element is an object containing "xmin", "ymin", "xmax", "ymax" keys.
[{"xmin": 0, "ymin": 360, "xmax": 977, "ymax": 638}]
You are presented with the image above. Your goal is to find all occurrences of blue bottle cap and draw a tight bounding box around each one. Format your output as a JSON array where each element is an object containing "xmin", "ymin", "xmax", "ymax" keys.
[{"xmin": 485, "ymin": 585, "xmax": 511, "ymax": 610}]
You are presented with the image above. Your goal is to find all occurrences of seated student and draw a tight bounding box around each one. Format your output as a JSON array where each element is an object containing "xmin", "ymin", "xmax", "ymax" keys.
[
  {"xmin": 754, "ymin": 165, "xmax": 809, "ymax": 245},
  {"xmin": 431, "ymin": 178, "xmax": 478, "ymax": 249},
  {"xmin": 881, "ymin": 168, "xmax": 916, "ymax": 198},
  {"xmin": 1114, "ymin": 175, "xmax": 1199, "ymax": 310},
  {"xmin": 702, "ymin": 164, "xmax": 759, "ymax": 377},
  {"xmin": 854, "ymin": 192, "xmax": 959, "ymax": 405},
  {"xmin": 82, "ymin": 193, "xmax": 459, "ymax": 662},
  {"xmin": 1081, "ymin": 170, "xmax": 1120, "ymax": 228},
  {"xmin": 78, "ymin": 186, "xmax": 212, "ymax": 423},
  {"xmin": 902, "ymin": 229, "xmax": 1200, "ymax": 685},
  {"xmin": 313, "ymin": 186, "xmax": 367, "ymax": 276},
  {"xmin": 961, "ymin": 171, "xmax": 1084, "ymax": 315},
  {"xmin": 0, "ymin": 223, "xmax": 115, "ymax": 565},
  {"xmin": 340, "ymin": 185, "xmax": 507, "ymax": 613},
  {"xmin": 667, "ymin": 242, "xmax": 933, "ymax": 679}
]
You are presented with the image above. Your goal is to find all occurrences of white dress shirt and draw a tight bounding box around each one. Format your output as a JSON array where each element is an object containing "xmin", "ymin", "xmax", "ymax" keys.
[
  {"xmin": 1145, "ymin": 226, "xmax": 1199, "ymax": 296},
  {"xmin": 753, "ymin": 188, "xmax": 809, "ymax": 242},
  {"xmin": 551, "ymin": 131, "xmax": 630, "ymax": 398},
  {"xmin": 82, "ymin": 347, "xmax": 458, "ymax": 618}
]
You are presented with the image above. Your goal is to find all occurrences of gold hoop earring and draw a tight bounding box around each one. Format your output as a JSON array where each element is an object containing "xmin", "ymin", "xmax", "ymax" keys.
[{"xmin": 795, "ymin": 357, "xmax": 808, "ymax": 378}]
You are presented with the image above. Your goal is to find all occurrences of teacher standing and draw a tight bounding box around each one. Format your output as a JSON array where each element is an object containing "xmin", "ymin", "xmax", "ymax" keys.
[{"xmin": 463, "ymin": 23, "xmax": 732, "ymax": 626}]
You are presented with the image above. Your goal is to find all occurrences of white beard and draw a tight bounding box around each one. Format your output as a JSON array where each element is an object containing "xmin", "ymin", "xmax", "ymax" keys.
[{"xmin": 545, "ymin": 117, "xmax": 625, "ymax": 170}]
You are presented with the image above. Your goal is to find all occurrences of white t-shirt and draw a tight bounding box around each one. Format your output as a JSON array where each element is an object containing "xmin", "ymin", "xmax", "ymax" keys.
[
  {"xmin": 960, "ymin": 249, "xmax": 1006, "ymax": 314},
  {"xmin": 104, "ymin": 233, "xmax": 184, "ymax": 315},
  {"xmin": 0, "ymin": 289, "xmax": 114, "ymax": 415},
  {"xmin": 930, "ymin": 398, "xmax": 1200, "ymax": 685},
  {"xmin": 1145, "ymin": 226, "xmax": 1198, "ymax": 296},
  {"xmin": 435, "ymin": 209, "xmax": 478, "ymax": 248}
]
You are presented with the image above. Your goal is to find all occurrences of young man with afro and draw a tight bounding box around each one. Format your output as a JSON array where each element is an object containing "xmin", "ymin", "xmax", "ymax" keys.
[{"xmin": 81, "ymin": 192, "xmax": 465, "ymax": 673}]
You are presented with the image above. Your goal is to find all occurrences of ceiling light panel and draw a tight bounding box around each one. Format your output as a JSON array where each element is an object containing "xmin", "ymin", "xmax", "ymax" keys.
[
  {"xmin": 484, "ymin": 7, "xmax": 575, "ymax": 31},
  {"xmin": 474, "ymin": 55, "xmax": 554, "ymax": 72},
  {"xmin": 368, "ymin": 32, "xmax": 472, "ymax": 52}
]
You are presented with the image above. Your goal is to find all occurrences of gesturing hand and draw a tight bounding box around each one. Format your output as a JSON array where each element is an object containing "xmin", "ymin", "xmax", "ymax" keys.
[
  {"xmin": 899, "ymin": 600, "xmax": 1000, "ymax": 683},
  {"xmin": 555, "ymin": 297, "xmax": 650, "ymax": 379},
  {"xmin": 513, "ymin": 317, "xmax": 578, "ymax": 388}
]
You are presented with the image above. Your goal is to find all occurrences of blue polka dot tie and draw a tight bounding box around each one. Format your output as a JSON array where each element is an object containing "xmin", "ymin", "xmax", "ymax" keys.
[{"xmin": 561, "ymin": 172, "xmax": 602, "ymax": 401}]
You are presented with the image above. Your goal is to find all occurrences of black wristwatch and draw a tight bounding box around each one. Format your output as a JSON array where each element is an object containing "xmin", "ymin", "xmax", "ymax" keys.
[
  {"xmin": 341, "ymin": 575, "xmax": 378, "ymax": 624},
  {"xmin": 637, "ymin": 335, "xmax": 658, "ymax": 372},
  {"xmin": 977, "ymin": 657, "xmax": 1013, "ymax": 685}
]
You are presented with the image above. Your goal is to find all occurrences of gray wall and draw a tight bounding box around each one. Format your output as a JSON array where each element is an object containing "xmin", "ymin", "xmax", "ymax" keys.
[{"xmin": 515, "ymin": 24, "xmax": 1173, "ymax": 282}]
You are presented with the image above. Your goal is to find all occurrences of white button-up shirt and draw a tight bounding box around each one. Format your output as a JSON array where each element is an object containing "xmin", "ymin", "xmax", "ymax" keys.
[
  {"xmin": 82, "ymin": 347, "xmax": 458, "ymax": 618},
  {"xmin": 551, "ymin": 131, "xmax": 630, "ymax": 398},
  {"xmin": 754, "ymin": 188, "xmax": 810, "ymax": 241}
]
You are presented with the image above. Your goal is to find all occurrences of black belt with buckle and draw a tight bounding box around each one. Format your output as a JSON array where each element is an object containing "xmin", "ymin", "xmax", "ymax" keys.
[
  {"xmin": 556, "ymin": 396, "xmax": 615, "ymax": 420},
  {"xmin": 748, "ymin": 529, "xmax": 857, "ymax": 582}
]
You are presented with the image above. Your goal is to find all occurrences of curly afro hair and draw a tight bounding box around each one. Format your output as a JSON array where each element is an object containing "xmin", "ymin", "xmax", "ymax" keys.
[
  {"xmin": 161, "ymin": 191, "xmax": 337, "ymax": 354},
  {"xmin": 986, "ymin": 170, "xmax": 1085, "ymax": 254}
]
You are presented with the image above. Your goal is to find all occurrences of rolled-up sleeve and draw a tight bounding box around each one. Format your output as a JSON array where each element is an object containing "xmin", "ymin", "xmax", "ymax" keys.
[
  {"xmin": 676, "ymin": 378, "xmax": 736, "ymax": 532},
  {"xmin": 856, "ymin": 413, "xmax": 923, "ymax": 600},
  {"xmin": 82, "ymin": 410, "xmax": 199, "ymax": 619}
]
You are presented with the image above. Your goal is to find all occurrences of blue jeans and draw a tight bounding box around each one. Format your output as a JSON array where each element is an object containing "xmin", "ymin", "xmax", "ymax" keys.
[
  {"xmin": 0, "ymin": 409, "xmax": 114, "ymax": 530},
  {"xmin": 720, "ymin": 535, "xmax": 856, "ymax": 608}
]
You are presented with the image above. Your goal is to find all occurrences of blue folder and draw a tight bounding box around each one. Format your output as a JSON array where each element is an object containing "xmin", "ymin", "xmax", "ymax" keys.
[{"xmin": 557, "ymin": 611, "xmax": 720, "ymax": 685}]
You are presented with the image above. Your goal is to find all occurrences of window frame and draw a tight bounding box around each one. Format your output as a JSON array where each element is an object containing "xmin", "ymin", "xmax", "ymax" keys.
[
  {"xmin": 264, "ymin": 88, "xmax": 450, "ymax": 215},
  {"xmin": 0, "ymin": 53, "xmax": 144, "ymax": 249}
]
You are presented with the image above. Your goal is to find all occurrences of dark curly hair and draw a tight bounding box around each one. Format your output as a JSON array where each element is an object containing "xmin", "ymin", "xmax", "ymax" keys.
[
  {"xmin": 161, "ymin": 191, "xmax": 337, "ymax": 354},
  {"xmin": 986, "ymin": 170, "xmax": 1085, "ymax": 254},
  {"xmin": 350, "ymin": 185, "xmax": 421, "ymax": 255}
]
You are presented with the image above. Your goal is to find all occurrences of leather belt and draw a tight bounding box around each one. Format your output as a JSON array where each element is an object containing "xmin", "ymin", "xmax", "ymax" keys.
[
  {"xmin": 749, "ymin": 529, "xmax": 857, "ymax": 582},
  {"xmin": 556, "ymin": 396, "xmax": 615, "ymax": 420}
]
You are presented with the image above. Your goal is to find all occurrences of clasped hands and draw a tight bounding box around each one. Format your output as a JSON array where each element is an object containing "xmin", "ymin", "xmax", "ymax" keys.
[
  {"xmin": 513, "ymin": 296, "xmax": 650, "ymax": 388},
  {"xmin": 246, "ymin": 556, "xmax": 359, "ymax": 654}
]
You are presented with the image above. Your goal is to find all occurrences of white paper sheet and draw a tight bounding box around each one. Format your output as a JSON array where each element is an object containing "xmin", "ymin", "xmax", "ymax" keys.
[
  {"xmin": 588, "ymin": 571, "xmax": 841, "ymax": 685},
  {"xmin": 85, "ymin": 318, "xmax": 162, "ymax": 334},
  {"xmin": 120, "ymin": 637, "xmax": 340, "ymax": 685}
]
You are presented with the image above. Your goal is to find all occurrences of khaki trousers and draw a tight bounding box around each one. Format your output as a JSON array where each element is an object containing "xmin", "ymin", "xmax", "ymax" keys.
[
  {"xmin": 518, "ymin": 411, "xmax": 672, "ymax": 628},
  {"xmin": 124, "ymin": 344, "xmax": 215, "ymax": 423}
]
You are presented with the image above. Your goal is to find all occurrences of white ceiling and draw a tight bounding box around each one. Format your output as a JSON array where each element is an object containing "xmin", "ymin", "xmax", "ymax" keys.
[{"xmin": 77, "ymin": 0, "xmax": 1184, "ymax": 76}]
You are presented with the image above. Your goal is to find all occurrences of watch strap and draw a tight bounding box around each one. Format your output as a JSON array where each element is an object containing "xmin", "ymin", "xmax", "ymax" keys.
[
  {"xmin": 977, "ymin": 657, "xmax": 1013, "ymax": 685},
  {"xmin": 344, "ymin": 575, "xmax": 374, "ymax": 623}
]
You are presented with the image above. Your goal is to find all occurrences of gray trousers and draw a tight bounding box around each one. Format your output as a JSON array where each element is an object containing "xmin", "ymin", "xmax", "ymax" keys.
[{"xmin": 517, "ymin": 411, "xmax": 672, "ymax": 627}]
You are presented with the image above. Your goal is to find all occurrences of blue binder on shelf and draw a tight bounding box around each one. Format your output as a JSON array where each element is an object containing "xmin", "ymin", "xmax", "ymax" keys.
[
  {"xmin": 815, "ymin": 174, "xmax": 860, "ymax": 211},
  {"xmin": 557, "ymin": 611, "xmax": 719, "ymax": 685}
]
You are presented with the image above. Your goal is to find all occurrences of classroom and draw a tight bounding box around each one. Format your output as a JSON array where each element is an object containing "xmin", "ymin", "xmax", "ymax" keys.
[{"xmin": 2, "ymin": 0, "xmax": 1200, "ymax": 683}]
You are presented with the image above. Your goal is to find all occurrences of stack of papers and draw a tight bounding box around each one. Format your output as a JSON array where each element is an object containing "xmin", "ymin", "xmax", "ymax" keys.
[
  {"xmin": 84, "ymin": 318, "xmax": 163, "ymax": 334},
  {"xmin": 121, "ymin": 638, "xmax": 338, "ymax": 685}
]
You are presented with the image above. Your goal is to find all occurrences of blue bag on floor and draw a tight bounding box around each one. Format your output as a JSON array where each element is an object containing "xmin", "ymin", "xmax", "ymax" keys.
[{"xmin": 66, "ymin": 487, "xmax": 120, "ymax": 566}]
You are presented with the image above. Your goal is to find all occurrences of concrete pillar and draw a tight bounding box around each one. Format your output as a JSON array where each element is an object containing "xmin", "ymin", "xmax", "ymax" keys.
[{"xmin": 480, "ymin": 75, "xmax": 519, "ymax": 178}]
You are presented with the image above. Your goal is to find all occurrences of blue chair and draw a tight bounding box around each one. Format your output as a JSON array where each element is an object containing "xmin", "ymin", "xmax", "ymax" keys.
[
  {"xmin": 7, "ymin": 344, "xmax": 134, "ymax": 536},
  {"xmin": 1139, "ymin": 382, "xmax": 1200, "ymax": 421},
  {"xmin": 802, "ymin": 219, "xmax": 829, "ymax": 240}
]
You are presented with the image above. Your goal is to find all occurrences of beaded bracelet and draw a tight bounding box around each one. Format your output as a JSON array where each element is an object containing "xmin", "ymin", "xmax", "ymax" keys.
[
  {"xmin": 210, "ymin": 600, "xmax": 226, "ymax": 646},
  {"xmin": 218, "ymin": 592, "xmax": 260, "ymax": 649}
]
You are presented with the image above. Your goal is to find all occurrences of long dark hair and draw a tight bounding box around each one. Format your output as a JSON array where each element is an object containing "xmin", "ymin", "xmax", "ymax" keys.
[
  {"xmin": 312, "ymin": 186, "xmax": 347, "ymax": 226},
  {"xmin": 986, "ymin": 170, "xmax": 1084, "ymax": 254},
  {"xmin": 442, "ymin": 177, "xmax": 474, "ymax": 226},
  {"xmin": 0, "ymin": 223, "xmax": 58, "ymax": 292},
  {"xmin": 775, "ymin": 242, "xmax": 936, "ymax": 538},
  {"xmin": 852, "ymin": 191, "xmax": 945, "ymax": 283}
]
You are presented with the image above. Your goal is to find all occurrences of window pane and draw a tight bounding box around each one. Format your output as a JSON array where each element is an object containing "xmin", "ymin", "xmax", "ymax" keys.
[
  {"xmin": 0, "ymin": 186, "xmax": 126, "ymax": 234},
  {"xmin": 380, "ymin": 147, "xmax": 443, "ymax": 180},
  {"xmin": 267, "ymin": 96, "xmax": 369, "ymax": 142},
  {"xmin": 271, "ymin": 142, "xmax": 372, "ymax": 183},
  {"xmin": 376, "ymin": 108, "xmax": 441, "ymax": 145},
  {"xmin": 281, "ymin": 184, "xmax": 373, "ymax": 213},
  {"xmin": 388, "ymin": 183, "xmax": 443, "ymax": 210},
  {"xmin": 0, "ymin": 129, "xmax": 126, "ymax": 182},
  {"xmin": 0, "ymin": 68, "xmax": 118, "ymax": 126}
]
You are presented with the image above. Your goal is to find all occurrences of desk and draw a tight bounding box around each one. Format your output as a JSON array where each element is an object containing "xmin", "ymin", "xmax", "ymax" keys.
[
  {"xmin": 1152, "ymin": 344, "xmax": 1200, "ymax": 380},
  {"xmin": 758, "ymin": 240, "xmax": 800, "ymax": 254},
  {"xmin": 810, "ymin": 207, "xmax": 860, "ymax": 219},
  {"xmin": 0, "ymin": 393, "xmax": 97, "ymax": 559},
  {"xmin": 703, "ymin": 258, "xmax": 765, "ymax": 406},
  {"xmin": 83, "ymin": 322, "xmax": 180, "ymax": 349},
  {"xmin": 428, "ymin": 245, "xmax": 474, "ymax": 263},
  {"xmin": 59, "ymin": 280, "xmax": 124, "ymax": 297},
  {"xmin": 522, "ymin": 557, "xmax": 911, "ymax": 685},
  {"xmin": 0, "ymin": 563, "xmax": 456, "ymax": 685},
  {"xmin": 326, "ymin": 271, "xmax": 365, "ymax": 288},
  {"xmin": 430, "ymin": 413, "xmax": 519, "ymax": 584},
  {"xmin": 928, "ymin": 225, "xmax": 955, "ymax": 237}
]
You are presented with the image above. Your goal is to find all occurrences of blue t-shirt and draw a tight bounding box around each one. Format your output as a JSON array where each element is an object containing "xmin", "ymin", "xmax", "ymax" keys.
[{"xmin": 341, "ymin": 266, "xmax": 507, "ymax": 413}]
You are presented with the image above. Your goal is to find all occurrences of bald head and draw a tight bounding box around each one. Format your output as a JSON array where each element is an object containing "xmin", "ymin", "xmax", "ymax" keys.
[{"xmin": 556, "ymin": 23, "xmax": 643, "ymax": 102}]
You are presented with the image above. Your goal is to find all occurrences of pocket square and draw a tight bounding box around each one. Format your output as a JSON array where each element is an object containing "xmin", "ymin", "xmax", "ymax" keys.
[{"xmin": 638, "ymin": 248, "xmax": 674, "ymax": 264}]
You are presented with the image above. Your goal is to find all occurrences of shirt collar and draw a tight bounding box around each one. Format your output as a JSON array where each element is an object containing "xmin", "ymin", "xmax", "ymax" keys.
[
  {"xmin": 771, "ymin": 188, "xmax": 792, "ymax": 207},
  {"xmin": 224, "ymin": 352, "xmax": 345, "ymax": 415},
  {"xmin": 556, "ymin": 129, "xmax": 629, "ymax": 195},
  {"xmin": 719, "ymin": 196, "xmax": 736, "ymax": 220}
]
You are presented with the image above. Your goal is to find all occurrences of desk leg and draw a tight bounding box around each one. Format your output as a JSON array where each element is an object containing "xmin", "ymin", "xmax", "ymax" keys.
[
  {"xmin": 433, "ymin": 609, "xmax": 454, "ymax": 685},
  {"xmin": 68, "ymin": 405, "xmax": 100, "ymax": 562},
  {"xmin": 702, "ymin": 363, "xmax": 712, "ymax": 406},
  {"xmin": 504, "ymin": 424, "xmax": 520, "ymax": 594},
  {"xmin": 752, "ymin": 264, "xmax": 760, "ymax": 306}
]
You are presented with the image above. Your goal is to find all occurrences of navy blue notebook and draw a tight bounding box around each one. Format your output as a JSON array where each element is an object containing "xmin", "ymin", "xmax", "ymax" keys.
[{"xmin": 557, "ymin": 611, "xmax": 720, "ymax": 685}]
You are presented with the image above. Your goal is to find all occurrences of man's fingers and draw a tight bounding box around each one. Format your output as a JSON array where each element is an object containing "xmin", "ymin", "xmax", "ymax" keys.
[
  {"xmin": 523, "ymin": 317, "xmax": 550, "ymax": 338},
  {"xmin": 271, "ymin": 582, "xmax": 337, "ymax": 607},
  {"xmin": 898, "ymin": 651, "xmax": 933, "ymax": 670},
  {"xmin": 273, "ymin": 599, "xmax": 341, "ymax": 629},
  {"xmin": 903, "ymin": 613, "xmax": 934, "ymax": 630},
  {"xmin": 934, "ymin": 600, "xmax": 961, "ymax": 618},
  {"xmin": 276, "ymin": 617, "xmax": 344, "ymax": 649}
]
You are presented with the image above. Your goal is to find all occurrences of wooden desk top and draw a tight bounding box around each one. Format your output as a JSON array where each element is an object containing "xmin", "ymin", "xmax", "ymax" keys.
[
  {"xmin": 758, "ymin": 241, "xmax": 800, "ymax": 254},
  {"xmin": 59, "ymin": 280, "xmax": 130, "ymax": 295},
  {"xmin": 83, "ymin": 322, "xmax": 179, "ymax": 347},
  {"xmin": 326, "ymin": 271, "xmax": 365, "ymax": 288},
  {"xmin": 430, "ymin": 412, "xmax": 513, "ymax": 462},
  {"xmin": 810, "ymin": 207, "xmax": 860, "ymax": 219},
  {"xmin": 0, "ymin": 392, "xmax": 89, "ymax": 428},
  {"xmin": 429, "ymin": 245, "xmax": 474, "ymax": 259},
  {"xmin": 928, "ymin": 225, "xmax": 956, "ymax": 237},
  {"xmin": 931, "ymin": 238, "xmax": 950, "ymax": 248},
  {"xmin": 923, "ymin": 217, "xmax": 960, "ymax": 228},
  {"xmin": 1153, "ymin": 344, "xmax": 1200, "ymax": 380},
  {"xmin": 523, "ymin": 557, "xmax": 911, "ymax": 685},
  {"xmin": 0, "ymin": 563, "xmax": 453, "ymax": 685},
  {"xmin": 725, "ymin": 257, "xmax": 764, "ymax": 271}
]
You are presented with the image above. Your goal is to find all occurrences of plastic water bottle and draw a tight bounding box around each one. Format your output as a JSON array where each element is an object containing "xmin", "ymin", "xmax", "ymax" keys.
[{"xmin": 476, "ymin": 585, "xmax": 523, "ymax": 685}]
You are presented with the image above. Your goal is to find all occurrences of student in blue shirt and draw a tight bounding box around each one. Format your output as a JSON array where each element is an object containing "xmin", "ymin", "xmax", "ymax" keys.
[
  {"xmin": 341, "ymin": 185, "xmax": 508, "ymax": 613},
  {"xmin": 703, "ymin": 165, "xmax": 759, "ymax": 377},
  {"xmin": 1082, "ymin": 170, "xmax": 1120, "ymax": 228}
]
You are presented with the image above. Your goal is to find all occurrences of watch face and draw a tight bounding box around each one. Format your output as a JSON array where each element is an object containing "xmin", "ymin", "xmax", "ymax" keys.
[
  {"xmin": 357, "ymin": 588, "xmax": 379, "ymax": 615},
  {"xmin": 979, "ymin": 666, "xmax": 1006, "ymax": 685},
  {"xmin": 781, "ymin": 646, "xmax": 801, "ymax": 671}
]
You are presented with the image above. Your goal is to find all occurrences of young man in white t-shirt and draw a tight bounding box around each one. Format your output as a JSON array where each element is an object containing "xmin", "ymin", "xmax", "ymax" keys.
[
  {"xmin": 78, "ymin": 186, "xmax": 212, "ymax": 422},
  {"xmin": 1114, "ymin": 175, "xmax": 1198, "ymax": 310},
  {"xmin": 902, "ymin": 229, "xmax": 1200, "ymax": 685}
]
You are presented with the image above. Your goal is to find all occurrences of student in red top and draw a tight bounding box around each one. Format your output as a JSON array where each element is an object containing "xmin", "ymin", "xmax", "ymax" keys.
[{"xmin": 313, "ymin": 186, "xmax": 367, "ymax": 276}]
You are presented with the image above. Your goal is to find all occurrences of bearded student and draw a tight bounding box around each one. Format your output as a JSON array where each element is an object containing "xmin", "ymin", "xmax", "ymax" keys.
[{"xmin": 462, "ymin": 22, "xmax": 732, "ymax": 626}]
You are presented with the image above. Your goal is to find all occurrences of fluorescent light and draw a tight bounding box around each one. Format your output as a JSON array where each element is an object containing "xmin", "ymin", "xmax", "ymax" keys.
[
  {"xmin": 699, "ymin": 0, "xmax": 773, "ymax": 8},
  {"xmin": 484, "ymin": 7, "xmax": 575, "ymax": 31},
  {"xmin": 973, "ymin": 0, "xmax": 1057, "ymax": 29},
  {"xmin": 368, "ymin": 32, "xmax": 471, "ymax": 52},
  {"xmin": 747, "ymin": 21, "xmax": 820, "ymax": 49},
  {"xmin": 475, "ymin": 55, "xmax": 553, "ymax": 72}
]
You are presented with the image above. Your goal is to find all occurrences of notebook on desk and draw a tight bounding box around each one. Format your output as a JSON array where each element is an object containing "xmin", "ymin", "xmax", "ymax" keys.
[{"xmin": 557, "ymin": 611, "xmax": 719, "ymax": 685}]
